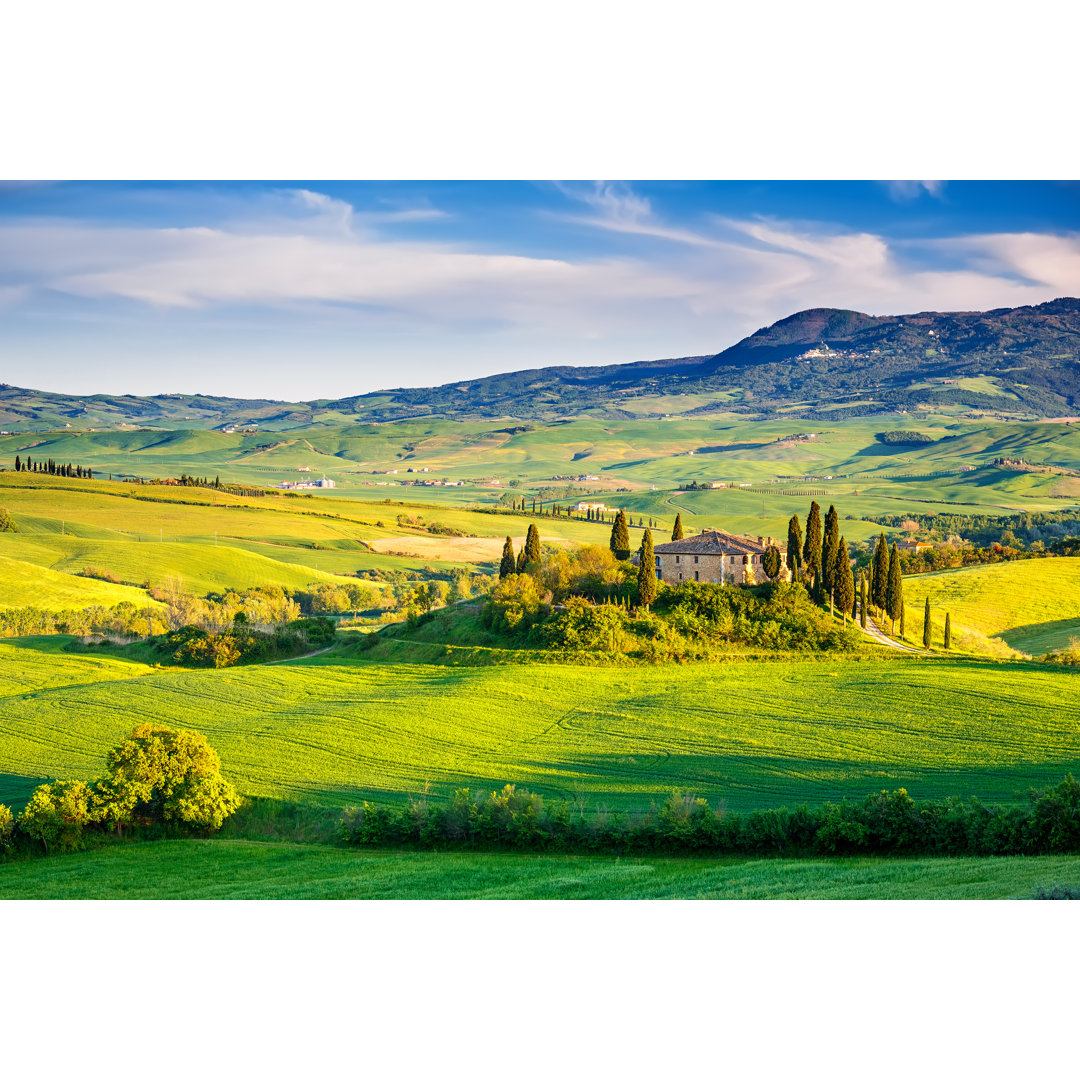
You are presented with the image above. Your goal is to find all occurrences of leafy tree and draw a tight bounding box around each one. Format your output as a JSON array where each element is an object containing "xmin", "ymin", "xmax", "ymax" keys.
[
  {"xmin": 885, "ymin": 544, "xmax": 903, "ymax": 633},
  {"xmin": 786, "ymin": 514, "xmax": 802, "ymax": 578},
  {"xmin": 523, "ymin": 523, "xmax": 541, "ymax": 567},
  {"xmin": 93, "ymin": 724, "xmax": 241, "ymax": 833},
  {"xmin": 859, "ymin": 572, "xmax": 868, "ymax": 629},
  {"xmin": 637, "ymin": 528, "xmax": 656, "ymax": 608},
  {"xmin": 671, "ymin": 513, "xmax": 684, "ymax": 541},
  {"xmin": 762, "ymin": 545, "xmax": 781, "ymax": 581},
  {"xmin": 803, "ymin": 501, "xmax": 822, "ymax": 583},
  {"xmin": 609, "ymin": 510, "xmax": 631, "ymax": 561},
  {"xmin": 0, "ymin": 804, "xmax": 15, "ymax": 856},
  {"xmin": 923, "ymin": 596, "xmax": 932, "ymax": 649},
  {"xmin": 871, "ymin": 532, "xmax": 889, "ymax": 612},
  {"xmin": 17, "ymin": 780, "xmax": 93, "ymax": 853},
  {"xmin": 834, "ymin": 537, "xmax": 854, "ymax": 622},
  {"xmin": 944, "ymin": 612, "xmax": 952, "ymax": 651}
]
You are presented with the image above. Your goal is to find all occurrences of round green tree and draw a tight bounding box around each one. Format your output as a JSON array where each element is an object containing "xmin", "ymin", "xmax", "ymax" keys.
[
  {"xmin": 94, "ymin": 723, "xmax": 241, "ymax": 833},
  {"xmin": 762, "ymin": 545, "xmax": 781, "ymax": 581}
]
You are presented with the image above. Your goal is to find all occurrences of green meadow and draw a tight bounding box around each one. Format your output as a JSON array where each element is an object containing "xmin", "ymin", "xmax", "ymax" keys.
[
  {"xmin": 2, "ymin": 637, "xmax": 1078, "ymax": 814},
  {"xmin": 1, "ymin": 840, "xmax": 1077, "ymax": 899}
]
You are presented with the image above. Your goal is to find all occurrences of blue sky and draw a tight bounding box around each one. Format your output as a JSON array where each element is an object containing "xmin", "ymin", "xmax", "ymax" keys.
[{"xmin": 1, "ymin": 180, "xmax": 1078, "ymax": 400}]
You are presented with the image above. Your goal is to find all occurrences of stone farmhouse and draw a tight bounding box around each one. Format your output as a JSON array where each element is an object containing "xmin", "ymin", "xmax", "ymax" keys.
[{"xmin": 652, "ymin": 529, "xmax": 789, "ymax": 585}]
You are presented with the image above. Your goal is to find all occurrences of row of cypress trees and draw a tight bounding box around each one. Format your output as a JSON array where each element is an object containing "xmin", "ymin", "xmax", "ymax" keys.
[{"xmin": 13, "ymin": 456, "xmax": 92, "ymax": 479}]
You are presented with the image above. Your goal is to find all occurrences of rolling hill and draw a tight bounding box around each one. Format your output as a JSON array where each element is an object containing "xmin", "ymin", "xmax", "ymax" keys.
[{"xmin": 2, "ymin": 298, "xmax": 1078, "ymax": 428}]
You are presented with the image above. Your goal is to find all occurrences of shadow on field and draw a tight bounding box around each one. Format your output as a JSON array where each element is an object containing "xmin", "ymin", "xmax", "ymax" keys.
[
  {"xmin": 0, "ymin": 773, "xmax": 51, "ymax": 810},
  {"xmin": 999, "ymin": 618, "xmax": 1080, "ymax": 653}
]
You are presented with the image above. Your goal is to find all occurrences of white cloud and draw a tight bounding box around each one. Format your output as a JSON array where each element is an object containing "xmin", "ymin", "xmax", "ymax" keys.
[{"xmin": 883, "ymin": 180, "xmax": 946, "ymax": 202}]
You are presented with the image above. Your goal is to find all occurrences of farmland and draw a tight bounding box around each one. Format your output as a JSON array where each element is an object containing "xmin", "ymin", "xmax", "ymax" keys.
[
  {"xmin": 1, "ymin": 840, "xmax": 1077, "ymax": 899},
  {"xmin": 2, "ymin": 638, "xmax": 1078, "ymax": 814},
  {"xmin": 902, "ymin": 558, "xmax": 1080, "ymax": 656}
]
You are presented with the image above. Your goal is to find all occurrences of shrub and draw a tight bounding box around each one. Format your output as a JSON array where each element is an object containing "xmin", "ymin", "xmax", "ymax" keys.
[
  {"xmin": 17, "ymin": 780, "xmax": 94, "ymax": 853},
  {"xmin": 1032, "ymin": 884, "xmax": 1080, "ymax": 899},
  {"xmin": 0, "ymin": 804, "xmax": 14, "ymax": 856}
]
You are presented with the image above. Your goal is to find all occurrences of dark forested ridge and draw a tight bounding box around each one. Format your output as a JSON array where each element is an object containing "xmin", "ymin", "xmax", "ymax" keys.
[{"xmin": 3, "ymin": 298, "xmax": 1079, "ymax": 428}]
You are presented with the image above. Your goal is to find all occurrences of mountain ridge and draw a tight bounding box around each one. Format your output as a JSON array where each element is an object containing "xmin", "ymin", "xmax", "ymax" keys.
[{"xmin": 2, "ymin": 297, "xmax": 1078, "ymax": 429}]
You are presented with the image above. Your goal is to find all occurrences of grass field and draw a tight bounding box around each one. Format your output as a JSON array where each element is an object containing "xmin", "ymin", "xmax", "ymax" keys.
[
  {"xmin": 1, "ymin": 840, "xmax": 1077, "ymax": 898},
  {"xmin": 2, "ymin": 638, "xmax": 1078, "ymax": 813},
  {"xmin": 901, "ymin": 558, "xmax": 1080, "ymax": 655}
]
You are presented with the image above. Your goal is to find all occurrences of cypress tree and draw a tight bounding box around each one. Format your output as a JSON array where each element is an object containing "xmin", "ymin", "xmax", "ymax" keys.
[
  {"xmin": 871, "ymin": 533, "xmax": 889, "ymax": 612},
  {"xmin": 944, "ymin": 612, "xmax": 952, "ymax": 651},
  {"xmin": 899, "ymin": 601, "xmax": 905, "ymax": 639},
  {"xmin": 523, "ymin": 523, "xmax": 541, "ymax": 566},
  {"xmin": 786, "ymin": 514, "xmax": 802, "ymax": 579},
  {"xmin": 14, "ymin": 455, "xmax": 21, "ymax": 472},
  {"xmin": 515, "ymin": 546, "xmax": 527, "ymax": 573},
  {"xmin": 87, "ymin": 468, "xmax": 92, "ymax": 479},
  {"xmin": 859, "ymin": 573, "xmax": 868, "ymax": 629},
  {"xmin": 499, "ymin": 536, "xmax": 515, "ymax": 579},
  {"xmin": 610, "ymin": 510, "xmax": 631, "ymax": 560},
  {"xmin": 637, "ymin": 528, "xmax": 656, "ymax": 609},
  {"xmin": 923, "ymin": 596, "xmax": 932, "ymax": 649},
  {"xmin": 671, "ymin": 513, "xmax": 684, "ymax": 541},
  {"xmin": 822, "ymin": 505, "xmax": 840, "ymax": 599},
  {"xmin": 886, "ymin": 544, "xmax": 903, "ymax": 633},
  {"xmin": 762, "ymin": 545, "xmax": 781, "ymax": 580},
  {"xmin": 835, "ymin": 537, "xmax": 854, "ymax": 623},
  {"xmin": 803, "ymin": 501, "xmax": 822, "ymax": 584}
]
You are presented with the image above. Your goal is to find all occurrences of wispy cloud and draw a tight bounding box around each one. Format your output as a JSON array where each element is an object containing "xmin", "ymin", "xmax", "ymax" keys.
[
  {"xmin": 552, "ymin": 180, "xmax": 725, "ymax": 248},
  {"xmin": 882, "ymin": 180, "xmax": 947, "ymax": 202}
]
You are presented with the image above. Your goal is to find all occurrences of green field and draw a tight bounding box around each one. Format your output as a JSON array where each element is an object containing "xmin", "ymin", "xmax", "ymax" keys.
[
  {"xmin": 2, "ymin": 638, "xmax": 1078, "ymax": 813},
  {"xmin": 1, "ymin": 840, "xmax": 1076, "ymax": 898},
  {"xmin": 902, "ymin": 558, "xmax": 1080, "ymax": 655}
]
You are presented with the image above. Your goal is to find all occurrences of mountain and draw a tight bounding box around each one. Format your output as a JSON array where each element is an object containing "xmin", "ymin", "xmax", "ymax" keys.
[{"xmin": 2, "ymin": 298, "xmax": 1079, "ymax": 429}]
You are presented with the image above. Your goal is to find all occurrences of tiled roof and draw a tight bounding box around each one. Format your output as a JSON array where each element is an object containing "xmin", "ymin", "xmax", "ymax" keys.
[{"xmin": 653, "ymin": 529, "xmax": 784, "ymax": 556}]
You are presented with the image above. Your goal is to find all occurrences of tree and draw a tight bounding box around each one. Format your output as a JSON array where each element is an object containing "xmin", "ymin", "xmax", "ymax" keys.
[
  {"xmin": 859, "ymin": 572, "xmax": 868, "ymax": 629},
  {"xmin": 885, "ymin": 544, "xmax": 903, "ymax": 634},
  {"xmin": 515, "ymin": 545, "xmax": 527, "ymax": 573},
  {"xmin": 834, "ymin": 537, "xmax": 854, "ymax": 622},
  {"xmin": 523, "ymin": 523, "xmax": 541, "ymax": 567},
  {"xmin": 14, "ymin": 455, "xmax": 21, "ymax": 472},
  {"xmin": 94, "ymin": 724, "xmax": 241, "ymax": 833},
  {"xmin": 899, "ymin": 601, "xmax": 906, "ymax": 639},
  {"xmin": 944, "ymin": 612, "xmax": 952, "ymax": 651},
  {"xmin": 923, "ymin": 596, "xmax": 932, "ymax": 649},
  {"xmin": 871, "ymin": 533, "xmax": 889, "ymax": 612},
  {"xmin": 786, "ymin": 514, "xmax": 803, "ymax": 579},
  {"xmin": 0, "ymin": 803, "xmax": 13, "ymax": 856},
  {"xmin": 0, "ymin": 507, "xmax": 15, "ymax": 534},
  {"xmin": 637, "ymin": 528, "xmax": 656, "ymax": 608},
  {"xmin": 671, "ymin": 513, "xmax": 684, "ymax": 541},
  {"xmin": 822, "ymin": 505, "xmax": 840, "ymax": 601},
  {"xmin": 803, "ymin": 501, "xmax": 822, "ymax": 584},
  {"xmin": 17, "ymin": 780, "xmax": 93, "ymax": 853},
  {"xmin": 762, "ymin": 545, "xmax": 781, "ymax": 580},
  {"xmin": 609, "ymin": 510, "xmax": 631, "ymax": 561}
]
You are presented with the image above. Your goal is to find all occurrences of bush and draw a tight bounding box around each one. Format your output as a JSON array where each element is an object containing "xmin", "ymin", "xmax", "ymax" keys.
[
  {"xmin": 0, "ymin": 804, "xmax": 14, "ymax": 856},
  {"xmin": 1032, "ymin": 884, "xmax": 1080, "ymax": 899},
  {"xmin": 17, "ymin": 780, "xmax": 94, "ymax": 853}
]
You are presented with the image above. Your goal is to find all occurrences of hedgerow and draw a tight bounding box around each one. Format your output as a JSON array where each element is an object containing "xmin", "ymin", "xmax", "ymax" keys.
[{"xmin": 339, "ymin": 775, "xmax": 1080, "ymax": 858}]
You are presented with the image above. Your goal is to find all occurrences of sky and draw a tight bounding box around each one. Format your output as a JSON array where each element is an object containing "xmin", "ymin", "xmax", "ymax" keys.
[{"xmin": 1, "ymin": 180, "xmax": 1079, "ymax": 401}]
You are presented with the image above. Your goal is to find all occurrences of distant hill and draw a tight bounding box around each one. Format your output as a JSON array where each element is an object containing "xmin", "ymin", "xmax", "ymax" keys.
[{"xmin": 3, "ymin": 298, "xmax": 1079, "ymax": 428}]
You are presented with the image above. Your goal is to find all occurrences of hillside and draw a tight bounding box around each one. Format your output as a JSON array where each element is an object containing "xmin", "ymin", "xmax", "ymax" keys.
[{"xmin": 2, "ymin": 298, "xmax": 1078, "ymax": 428}]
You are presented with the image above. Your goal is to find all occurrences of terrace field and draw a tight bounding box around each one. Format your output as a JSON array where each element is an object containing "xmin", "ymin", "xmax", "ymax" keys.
[
  {"xmin": 2, "ymin": 840, "xmax": 1077, "ymax": 899},
  {"xmin": 2, "ymin": 638, "xmax": 1078, "ymax": 814}
]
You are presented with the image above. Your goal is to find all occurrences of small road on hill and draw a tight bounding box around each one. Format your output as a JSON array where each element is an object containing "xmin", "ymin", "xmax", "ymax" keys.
[
  {"xmin": 264, "ymin": 644, "xmax": 336, "ymax": 665},
  {"xmin": 859, "ymin": 610, "xmax": 928, "ymax": 654}
]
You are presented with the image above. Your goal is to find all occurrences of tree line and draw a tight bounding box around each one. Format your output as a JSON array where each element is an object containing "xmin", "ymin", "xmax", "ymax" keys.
[
  {"xmin": 337, "ymin": 775, "xmax": 1080, "ymax": 858},
  {"xmin": 13, "ymin": 455, "xmax": 92, "ymax": 478}
]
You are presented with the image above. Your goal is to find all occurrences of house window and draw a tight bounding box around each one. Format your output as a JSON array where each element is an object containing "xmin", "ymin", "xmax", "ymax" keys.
[
  {"xmin": 655, "ymin": 555, "xmax": 661, "ymax": 567},
  {"xmin": 694, "ymin": 570, "xmax": 699, "ymax": 581},
  {"xmin": 693, "ymin": 555, "xmax": 699, "ymax": 564},
  {"xmin": 678, "ymin": 573, "xmax": 683, "ymax": 580},
  {"xmin": 675, "ymin": 555, "xmax": 680, "ymax": 564}
]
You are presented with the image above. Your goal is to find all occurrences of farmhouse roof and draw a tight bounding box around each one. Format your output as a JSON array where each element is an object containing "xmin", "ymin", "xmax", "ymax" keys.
[{"xmin": 653, "ymin": 529, "xmax": 784, "ymax": 556}]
